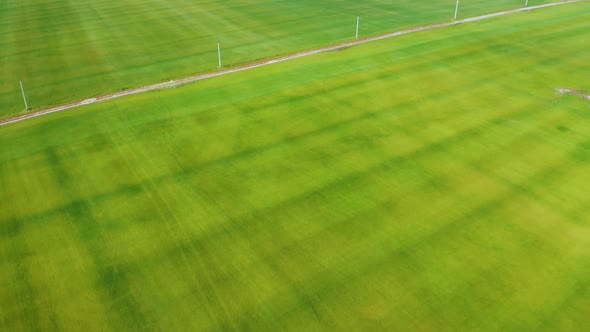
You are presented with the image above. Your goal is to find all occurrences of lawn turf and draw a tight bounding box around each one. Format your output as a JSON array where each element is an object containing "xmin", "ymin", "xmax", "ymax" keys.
[
  {"xmin": 1, "ymin": 2, "xmax": 590, "ymax": 331},
  {"xmin": 0, "ymin": 0, "xmax": 565, "ymax": 118}
]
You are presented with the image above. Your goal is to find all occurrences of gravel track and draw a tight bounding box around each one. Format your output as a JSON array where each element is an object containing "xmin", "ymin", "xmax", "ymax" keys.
[
  {"xmin": 556, "ymin": 88, "xmax": 590, "ymax": 100},
  {"xmin": 0, "ymin": 0, "xmax": 582, "ymax": 128}
]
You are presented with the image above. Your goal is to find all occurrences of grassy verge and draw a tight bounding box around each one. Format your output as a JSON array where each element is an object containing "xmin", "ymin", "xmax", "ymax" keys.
[{"xmin": 0, "ymin": 0, "xmax": 564, "ymax": 118}]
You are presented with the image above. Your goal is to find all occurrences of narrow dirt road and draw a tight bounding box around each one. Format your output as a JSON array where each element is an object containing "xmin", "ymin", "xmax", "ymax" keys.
[
  {"xmin": 556, "ymin": 88, "xmax": 590, "ymax": 100},
  {"xmin": 0, "ymin": 0, "xmax": 582, "ymax": 128}
]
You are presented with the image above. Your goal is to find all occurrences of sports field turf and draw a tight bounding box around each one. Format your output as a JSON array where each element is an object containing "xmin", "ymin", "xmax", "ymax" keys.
[
  {"xmin": 0, "ymin": 0, "xmax": 564, "ymax": 118},
  {"xmin": 1, "ymin": 2, "xmax": 590, "ymax": 331}
]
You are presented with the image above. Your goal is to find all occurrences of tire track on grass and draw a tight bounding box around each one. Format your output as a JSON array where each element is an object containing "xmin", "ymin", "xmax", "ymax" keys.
[{"xmin": 0, "ymin": 0, "xmax": 582, "ymax": 128}]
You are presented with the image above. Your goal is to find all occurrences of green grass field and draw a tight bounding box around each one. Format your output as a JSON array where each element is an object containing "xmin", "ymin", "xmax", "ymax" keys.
[
  {"xmin": 0, "ymin": 0, "xmax": 564, "ymax": 118},
  {"xmin": 1, "ymin": 1, "xmax": 590, "ymax": 331}
]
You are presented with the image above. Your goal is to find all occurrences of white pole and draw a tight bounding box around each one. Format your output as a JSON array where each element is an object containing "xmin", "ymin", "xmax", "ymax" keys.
[
  {"xmin": 355, "ymin": 16, "xmax": 360, "ymax": 39},
  {"xmin": 19, "ymin": 80, "xmax": 29, "ymax": 110},
  {"xmin": 454, "ymin": 0, "xmax": 459, "ymax": 20},
  {"xmin": 217, "ymin": 41, "xmax": 222, "ymax": 68},
  {"xmin": 525, "ymin": 0, "xmax": 529, "ymax": 7}
]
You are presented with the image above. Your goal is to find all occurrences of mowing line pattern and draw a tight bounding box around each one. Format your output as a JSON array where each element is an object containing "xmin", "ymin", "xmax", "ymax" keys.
[{"xmin": 1, "ymin": 2, "xmax": 590, "ymax": 331}]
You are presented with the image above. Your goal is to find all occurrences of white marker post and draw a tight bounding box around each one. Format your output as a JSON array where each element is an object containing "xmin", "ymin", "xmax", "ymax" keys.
[
  {"xmin": 454, "ymin": 0, "xmax": 460, "ymax": 21},
  {"xmin": 355, "ymin": 16, "xmax": 360, "ymax": 39},
  {"xmin": 525, "ymin": 0, "xmax": 529, "ymax": 7},
  {"xmin": 19, "ymin": 80, "xmax": 30, "ymax": 110},
  {"xmin": 217, "ymin": 41, "xmax": 222, "ymax": 68}
]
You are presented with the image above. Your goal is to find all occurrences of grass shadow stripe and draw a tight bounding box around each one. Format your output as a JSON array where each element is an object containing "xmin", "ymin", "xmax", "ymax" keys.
[
  {"xmin": 6, "ymin": 103, "xmax": 540, "ymax": 242},
  {"xmin": 65, "ymin": 200, "xmax": 151, "ymax": 331}
]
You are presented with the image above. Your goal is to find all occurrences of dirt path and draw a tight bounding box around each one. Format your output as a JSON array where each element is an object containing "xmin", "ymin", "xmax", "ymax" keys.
[
  {"xmin": 0, "ymin": 0, "xmax": 582, "ymax": 128},
  {"xmin": 556, "ymin": 88, "xmax": 590, "ymax": 100}
]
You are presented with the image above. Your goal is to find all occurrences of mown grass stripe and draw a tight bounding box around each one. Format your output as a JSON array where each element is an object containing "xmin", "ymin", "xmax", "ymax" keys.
[
  {"xmin": 67, "ymin": 199, "xmax": 150, "ymax": 330},
  {"xmin": 1, "ymin": 4, "xmax": 590, "ymax": 329},
  {"xmin": 130, "ymin": 105, "xmax": 546, "ymax": 273},
  {"xmin": 2, "ymin": 96, "xmax": 542, "ymax": 245}
]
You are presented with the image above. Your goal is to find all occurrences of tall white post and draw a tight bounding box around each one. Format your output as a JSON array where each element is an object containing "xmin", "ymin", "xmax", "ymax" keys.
[
  {"xmin": 525, "ymin": 0, "xmax": 529, "ymax": 7},
  {"xmin": 454, "ymin": 0, "xmax": 460, "ymax": 20},
  {"xmin": 19, "ymin": 80, "xmax": 29, "ymax": 110},
  {"xmin": 356, "ymin": 16, "xmax": 360, "ymax": 39},
  {"xmin": 217, "ymin": 41, "xmax": 222, "ymax": 68}
]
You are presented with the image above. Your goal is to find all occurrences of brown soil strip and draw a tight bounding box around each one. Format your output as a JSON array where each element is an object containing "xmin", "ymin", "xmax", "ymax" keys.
[{"xmin": 556, "ymin": 88, "xmax": 590, "ymax": 101}]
